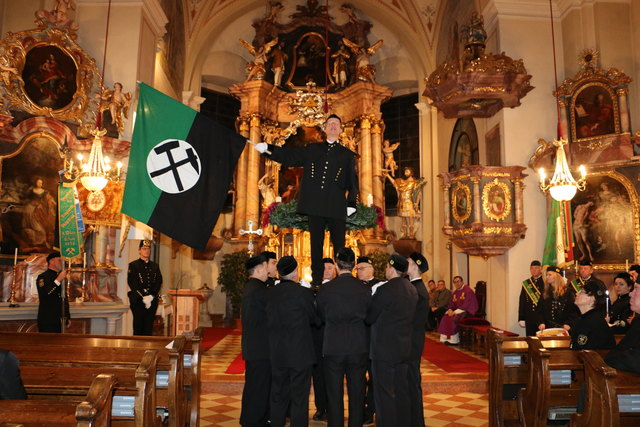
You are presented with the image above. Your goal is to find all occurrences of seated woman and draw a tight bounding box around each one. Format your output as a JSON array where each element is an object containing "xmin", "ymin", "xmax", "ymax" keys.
[
  {"xmin": 607, "ymin": 272, "xmax": 634, "ymax": 334},
  {"xmin": 571, "ymin": 282, "xmax": 616, "ymax": 350},
  {"xmin": 535, "ymin": 266, "xmax": 579, "ymax": 333}
]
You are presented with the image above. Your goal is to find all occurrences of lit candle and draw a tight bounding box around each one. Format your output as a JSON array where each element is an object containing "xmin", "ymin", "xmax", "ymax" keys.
[
  {"xmin": 579, "ymin": 165, "xmax": 586, "ymax": 179},
  {"xmin": 538, "ymin": 168, "xmax": 546, "ymax": 186},
  {"xmin": 605, "ymin": 290, "xmax": 610, "ymax": 318},
  {"xmin": 367, "ymin": 193, "xmax": 373, "ymax": 207},
  {"xmin": 626, "ymin": 259, "xmax": 629, "ymax": 271},
  {"xmin": 83, "ymin": 252, "xmax": 86, "ymax": 269},
  {"xmin": 116, "ymin": 161, "xmax": 122, "ymax": 177},
  {"xmin": 13, "ymin": 248, "xmax": 17, "ymax": 265},
  {"xmin": 69, "ymin": 159, "xmax": 74, "ymax": 172}
]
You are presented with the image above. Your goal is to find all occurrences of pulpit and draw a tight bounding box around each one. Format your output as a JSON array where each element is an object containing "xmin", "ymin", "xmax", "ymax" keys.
[{"xmin": 168, "ymin": 289, "xmax": 205, "ymax": 335}]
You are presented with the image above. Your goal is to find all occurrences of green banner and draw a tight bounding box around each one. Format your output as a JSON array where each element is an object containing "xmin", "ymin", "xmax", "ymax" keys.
[{"xmin": 58, "ymin": 183, "xmax": 81, "ymax": 258}]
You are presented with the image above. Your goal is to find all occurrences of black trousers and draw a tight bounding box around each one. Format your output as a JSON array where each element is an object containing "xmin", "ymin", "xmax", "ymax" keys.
[
  {"xmin": 0, "ymin": 350, "xmax": 27, "ymax": 399},
  {"xmin": 309, "ymin": 215, "xmax": 345, "ymax": 284},
  {"xmin": 323, "ymin": 353, "xmax": 367, "ymax": 427},
  {"xmin": 130, "ymin": 297, "xmax": 158, "ymax": 336},
  {"xmin": 364, "ymin": 359, "xmax": 375, "ymax": 418},
  {"xmin": 270, "ymin": 365, "xmax": 312, "ymax": 427},
  {"xmin": 371, "ymin": 360, "xmax": 410, "ymax": 427},
  {"xmin": 312, "ymin": 325, "xmax": 327, "ymax": 413},
  {"xmin": 241, "ymin": 359, "xmax": 271, "ymax": 426},
  {"xmin": 407, "ymin": 358, "xmax": 425, "ymax": 427}
]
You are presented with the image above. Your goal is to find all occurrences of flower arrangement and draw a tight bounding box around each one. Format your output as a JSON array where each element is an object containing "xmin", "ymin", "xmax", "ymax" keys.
[{"xmin": 262, "ymin": 200, "xmax": 384, "ymax": 231}]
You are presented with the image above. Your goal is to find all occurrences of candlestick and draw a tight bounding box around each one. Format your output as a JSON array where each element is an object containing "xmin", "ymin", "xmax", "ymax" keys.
[
  {"xmin": 83, "ymin": 252, "xmax": 87, "ymax": 269},
  {"xmin": 605, "ymin": 290, "xmax": 610, "ymax": 318},
  {"xmin": 626, "ymin": 259, "xmax": 629, "ymax": 271},
  {"xmin": 13, "ymin": 248, "xmax": 17, "ymax": 265}
]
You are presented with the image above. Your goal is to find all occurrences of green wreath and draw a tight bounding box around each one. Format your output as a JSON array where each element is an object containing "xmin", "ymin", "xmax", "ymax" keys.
[{"xmin": 266, "ymin": 201, "xmax": 379, "ymax": 231}]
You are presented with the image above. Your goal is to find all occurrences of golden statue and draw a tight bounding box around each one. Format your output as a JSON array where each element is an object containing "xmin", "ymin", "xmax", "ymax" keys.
[
  {"xmin": 99, "ymin": 82, "xmax": 132, "ymax": 134},
  {"xmin": 331, "ymin": 43, "xmax": 350, "ymax": 87},
  {"xmin": 342, "ymin": 37, "xmax": 383, "ymax": 83},
  {"xmin": 382, "ymin": 139, "xmax": 400, "ymax": 177},
  {"xmin": 384, "ymin": 167, "xmax": 426, "ymax": 239},
  {"xmin": 240, "ymin": 37, "xmax": 279, "ymax": 81}
]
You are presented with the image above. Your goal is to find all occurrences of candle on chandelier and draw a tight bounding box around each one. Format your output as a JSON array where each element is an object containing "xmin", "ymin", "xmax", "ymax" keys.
[
  {"xmin": 578, "ymin": 165, "xmax": 586, "ymax": 179},
  {"xmin": 367, "ymin": 193, "xmax": 373, "ymax": 207},
  {"xmin": 117, "ymin": 161, "xmax": 122, "ymax": 177},
  {"xmin": 538, "ymin": 168, "xmax": 546, "ymax": 186},
  {"xmin": 13, "ymin": 248, "xmax": 17, "ymax": 265}
]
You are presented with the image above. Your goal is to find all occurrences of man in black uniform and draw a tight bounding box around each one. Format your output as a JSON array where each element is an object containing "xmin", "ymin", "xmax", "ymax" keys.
[
  {"xmin": 240, "ymin": 254, "xmax": 271, "ymax": 427},
  {"xmin": 407, "ymin": 252, "xmax": 430, "ymax": 427},
  {"xmin": 518, "ymin": 260, "xmax": 544, "ymax": 336},
  {"xmin": 571, "ymin": 260, "xmax": 606, "ymax": 294},
  {"xmin": 36, "ymin": 251, "xmax": 70, "ymax": 333},
  {"xmin": 355, "ymin": 255, "xmax": 378, "ymax": 424},
  {"xmin": 127, "ymin": 240, "xmax": 162, "ymax": 336},
  {"xmin": 316, "ymin": 248, "xmax": 371, "ymax": 427},
  {"xmin": 605, "ymin": 285, "xmax": 640, "ymax": 373},
  {"xmin": 261, "ymin": 251, "xmax": 278, "ymax": 287},
  {"xmin": 254, "ymin": 114, "xmax": 359, "ymax": 286},
  {"xmin": 366, "ymin": 254, "xmax": 418, "ymax": 427},
  {"xmin": 266, "ymin": 256, "xmax": 319, "ymax": 427}
]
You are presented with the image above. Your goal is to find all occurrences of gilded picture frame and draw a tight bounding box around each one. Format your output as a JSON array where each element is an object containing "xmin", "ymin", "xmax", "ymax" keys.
[
  {"xmin": 482, "ymin": 178, "xmax": 511, "ymax": 221},
  {"xmin": 570, "ymin": 82, "xmax": 620, "ymax": 143},
  {"xmin": 451, "ymin": 182, "xmax": 472, "ymax": 223},
  {"xmin": 0, "ymin": 27, "xmax": 101, "ymax": 124}
]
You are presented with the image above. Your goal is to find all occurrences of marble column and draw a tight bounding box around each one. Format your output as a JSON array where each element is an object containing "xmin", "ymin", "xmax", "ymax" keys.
[
  {"xmin": 371, "ymin": 119, "xmax": 384, "ymax": 239},
  {"xmin": 246, "ymin": 114, "xmax": 262, "ymax": 228},
  {"xmin": 442, "ymin": 183, "xmax": 451, "ymax": 227},
  {"xmin": 358, "ymin": 116, "xmax": 374, "ymax": 239},
  {"xmin": 514, "ymin": 178, "xmax": 524, "ymax": 224},
  {"xmin": 471, "ymin": 177, "xmax": 482, "ymax": 224},
  {"xmin": 234, "ymin": 117, "xmax": 250, "ymax": 235},
  {"xmin": 617, "ymin": 88, "xmax": 630, "ymax": 133}
]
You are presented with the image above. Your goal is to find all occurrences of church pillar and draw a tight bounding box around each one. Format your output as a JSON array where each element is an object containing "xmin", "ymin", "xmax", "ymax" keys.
[
  {"xmin": 246, "ymin": 114, "xmax": 262, "ymax": 228},
  {"xmin": 371, "ymin": 119, "xmax": 384, "ymax": 239},
  {"xmin": 234, "ymin": 117, "xmax": 250, "ymax": 235},
  {"xmin": 618, "ymin": 88, "xmax": 630, "ymax": 133}
]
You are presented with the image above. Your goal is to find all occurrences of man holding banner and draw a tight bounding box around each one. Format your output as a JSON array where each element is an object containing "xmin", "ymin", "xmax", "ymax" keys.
[{"xmin": 36, "ymin": 251, "xmax": 70, "ymax": 333}]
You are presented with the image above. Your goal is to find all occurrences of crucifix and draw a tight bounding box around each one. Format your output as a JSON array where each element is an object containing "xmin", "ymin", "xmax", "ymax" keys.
[{"xmin": 239, "ymin": 220, "xmax": 263, "ymax": 255}]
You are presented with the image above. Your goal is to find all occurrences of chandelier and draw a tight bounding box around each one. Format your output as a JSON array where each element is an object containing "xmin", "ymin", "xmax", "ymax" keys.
[
  {"xmin": 74, "ymin": 128, "xmax": 122, "ymax": 193},
  {"xmin": 538, "ymin": 139, "xmax": 586, "ymax": 201}
]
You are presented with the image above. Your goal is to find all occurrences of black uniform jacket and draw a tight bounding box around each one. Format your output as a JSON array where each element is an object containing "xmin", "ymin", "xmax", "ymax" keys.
[
  {"xmin": 316, "ymin": 272, "xmax": 372, "ymax": 356},
  {"xmin": 534, "ymin": 289, "xmax": 579, "ymax": 329},
  {"xmin": 604, "ymin": 316, "xmax": 640, "ymax": 374},
  {"xmin": 570, "ymin": 308, "xmax": 616, "ymax": 350},
  {"xmin": 266, "ymin": 279, "xmax": 320, "ymax": 369},
  {"xmin": 366, "ymin": 276, "xmax": 418, "ymax": 362},
  {"xmin": 609, "ymin": 293, "xmax": 633, "ymax": 334},
  {"xmin": 36, "ymin": 269, "xmax": 70, "ymax": 324},
  {"xmin": 241, "ymin": 277, "xmax": 270, "ymax": 361},
  {"xmin": 409, "ymin": 278, "xmax": 429, "ymax": 360},
  {"xmin": 519, "ymin": 276, "xmax": 543, "ymax": 321},
  {"xmin": 266, "ymin": 141, "xmax": 358, "ymax": 219},
  {"xmin": 127, "ymin": 258, "xmax": 162, "ymax": 302}
]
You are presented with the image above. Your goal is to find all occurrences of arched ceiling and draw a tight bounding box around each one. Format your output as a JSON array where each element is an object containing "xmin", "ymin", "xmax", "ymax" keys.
[{"xmin": 183, "ymin": 0, "xmax": 457, "ymax": 94}]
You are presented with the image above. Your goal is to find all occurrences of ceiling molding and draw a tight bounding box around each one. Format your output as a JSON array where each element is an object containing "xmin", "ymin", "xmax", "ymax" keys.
[{"xmin": 142, "ymin": 0, "xmax": 168, "ymax": 37}]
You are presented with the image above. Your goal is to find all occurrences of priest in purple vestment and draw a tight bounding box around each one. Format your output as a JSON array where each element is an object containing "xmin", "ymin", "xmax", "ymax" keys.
[{"xmin": 437, "ymin": 276, "xmax": 478, "ymax": 345}]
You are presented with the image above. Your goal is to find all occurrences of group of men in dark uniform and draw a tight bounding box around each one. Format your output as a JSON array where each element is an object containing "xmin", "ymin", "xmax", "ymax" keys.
[{"xmin": 239, "ymin": 249, "xmax": 430, "ymax": 427}]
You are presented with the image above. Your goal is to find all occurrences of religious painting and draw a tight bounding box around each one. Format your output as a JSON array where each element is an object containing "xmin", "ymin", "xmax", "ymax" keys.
[
  {"xmin": 451, "ymin": 182, "xmax": 471, "ymax": 223},
  {"xmin": 570, "ymin": 173, "xmax": 635, "ymax": 266},
  {"xmin": 448, "ymin": 118, "xmax": 479, "ymax": 171},
  {"xmin": 571, "ymin": 82, "xmax": 619, "ymax": 142},
  {"xmin": 0, "ymin": 134, "xmax": 63, "ymax": 255},
  {"xmin": 22, "ymin": 44, "xmax": 78, "ymax": 111},
  {"xmin": 482, "ymin": 178, "xmax": 511, "ymax": 221}
]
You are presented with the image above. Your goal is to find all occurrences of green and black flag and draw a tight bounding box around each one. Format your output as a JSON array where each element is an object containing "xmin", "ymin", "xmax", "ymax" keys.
[{"xmin": 122, "ymin": 83, "xmax": 245, "ymax": 250}]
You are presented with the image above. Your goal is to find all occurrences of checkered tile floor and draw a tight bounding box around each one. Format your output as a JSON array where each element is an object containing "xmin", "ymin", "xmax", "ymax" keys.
[{"xmin": 200, "ymin": 331, "xmax": 489, "ymax": 425}]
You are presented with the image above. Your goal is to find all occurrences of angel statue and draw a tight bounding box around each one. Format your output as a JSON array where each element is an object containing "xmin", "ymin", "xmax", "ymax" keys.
[
  {"xmin": 240, "ymin": 37, "xmax": 278, "ymax": 81},
  {"xmin": 382, "ymin": 139, "xmax": 400, "ymax": 177},
  {"xmin": 384, "ymin": 167, "xmax": 426, "ymax": 239},
  {"xmin": 331, "ymin": 42, "xmax": 350, "ymax": 87},
  {"xmin": 99, "ymin": 82, "xmax": 132, "ymax": 135},
  {"xmin": 342, "ymin": 37, "xmax": 383, "ymax": 83}
]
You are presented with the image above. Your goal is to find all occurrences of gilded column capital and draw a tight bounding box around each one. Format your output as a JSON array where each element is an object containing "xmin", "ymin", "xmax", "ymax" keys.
[
  {"xmin": 371, "ymin": 120, "xmax": 383, "ymax": 135},
  {"xmin": 617, "ymin": 88, "xmax": 629, "ymax": 97},
  {"xmin": 237, "ymin": 116, "xmax": 250, "ymax": 132},
  {"xmin": 250, "ymin": 114, "xmax": 262, "ymax": 127},
  {"xmin": 360, "ymin": 117, "xmax": 371, "ymax": 129}
]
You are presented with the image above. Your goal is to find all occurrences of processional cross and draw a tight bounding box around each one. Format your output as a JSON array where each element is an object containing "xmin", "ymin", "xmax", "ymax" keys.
[{"xmin": 239, "ymin": 220, "xmax": 263, "ymax": 255}]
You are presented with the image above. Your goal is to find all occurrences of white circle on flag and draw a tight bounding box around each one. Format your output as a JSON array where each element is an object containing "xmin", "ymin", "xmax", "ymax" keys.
[{"xmin": 146, "ymin": 139, "xmax": 201, "ymax": 194}]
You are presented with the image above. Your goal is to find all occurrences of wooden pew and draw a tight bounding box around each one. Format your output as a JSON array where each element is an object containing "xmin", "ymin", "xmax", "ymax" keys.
[
  {"xmin": 517, "ymin": 337, "xmax": 584, "ymax": 427},
  {"xmin": 0, "ymin": 373, "xmax": 117, "ymax": 426},
  {"xmin": 571, "ymin": 350, "xmax": 640, "ymax": 427},
  {"xmin": 488, "ymin": 330, "xmax": 571, "ymax": 427},
  {"xmin": 0, "ymin": 329, "xmax": 202, "ymax": 426},
  {"xmin": 3, "ymin": 341, "xmax": 183, "ymax": 426},
  {"xmin": 19, "ymin": 349, "xmax": 158, "ymax": 426}
]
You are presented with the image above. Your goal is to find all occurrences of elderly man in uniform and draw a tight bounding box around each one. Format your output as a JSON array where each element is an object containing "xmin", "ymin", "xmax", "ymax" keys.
[
  {"xmin": 519, "ymin": 260, "xmax": 544, "ymax": 336},
  {"xmin": 437, "ymin": 276, "xmax": 478, "ymax": 345},
  {"xmin": 366, "ymin": 254, "xmax": 418, "ymax": 427},
  {"xmin": 36, "ymin": 251, "xmax": 70, "ymax": 333},
  {"xmin": 572, "ymin": 260, "xmax": 606, "ymax": 294},
  {"xmin": 317, "ymin": 248, "xmax": 371, "ymax": 427},
  {"xmin": 254, "ymin": 114, "xmax": 359, "ymax": 286},
  {"xmin": 240, "ymin": 254, "xmax": 271, "ymax": 427},
  {"xmin": 605, "ymin": 283, "xmax": 640, "ymax": 373},
  {"xmin": 127, "ymin": 240, "xmax": 162, "ymax": 336},
  {"xmin": 261, "ymin": 251, "xmax": 278, "ymax": 287},
  {"xmin": 266, "ymin": 256, "xmax": 320, "ymax": 427},
  {"xmin": 407, "ymin": 252, "xmax": 429, "ymax": 427}
]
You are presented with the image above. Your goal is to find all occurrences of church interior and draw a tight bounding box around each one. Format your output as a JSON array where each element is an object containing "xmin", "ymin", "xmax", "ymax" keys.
[{"xmin": 2, "ymin": 0, "xmax": 640, "ymax": 425}]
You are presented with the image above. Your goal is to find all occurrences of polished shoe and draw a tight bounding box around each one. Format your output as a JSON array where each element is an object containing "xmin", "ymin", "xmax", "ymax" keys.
[{"xmin": 312, "ymin": 409, "xmax": 327, "ymax": 421}]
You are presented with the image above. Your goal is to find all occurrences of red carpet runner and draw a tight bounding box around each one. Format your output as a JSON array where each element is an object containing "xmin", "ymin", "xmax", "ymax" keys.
[
  {"xmin": 422, "ymin": 336, "xmax": 488, "ymax": 373},
  {"xmin": 204, "ymin": 327, "xmax": 487, "ymax": 374}
]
